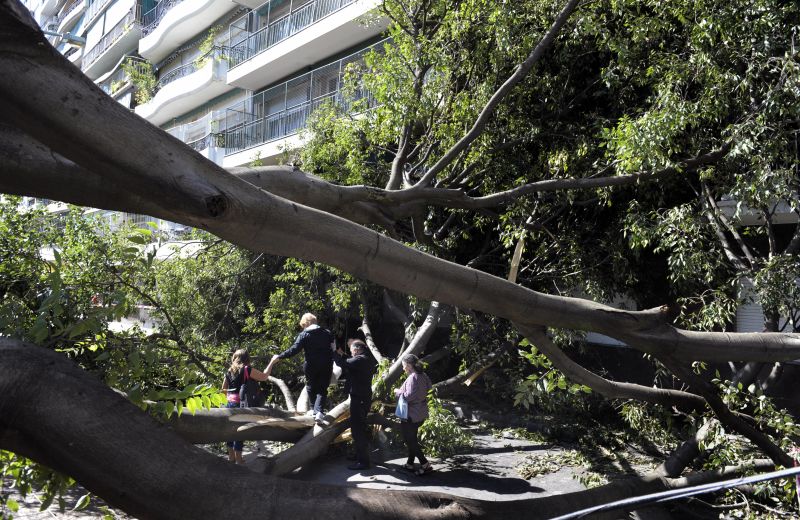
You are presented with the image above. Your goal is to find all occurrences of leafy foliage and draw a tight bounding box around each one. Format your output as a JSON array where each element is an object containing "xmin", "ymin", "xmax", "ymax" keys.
[
  {"xmin": 418, "ymin": 396, "xmax": 473, "ymax": 458},
  {"xmin": 121, "ymin": 58, "xmax": 156, "ymax": 105}
]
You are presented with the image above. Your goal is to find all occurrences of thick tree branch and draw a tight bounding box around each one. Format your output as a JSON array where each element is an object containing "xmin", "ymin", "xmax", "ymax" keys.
[
  {"xmin": 0, "ymin": 337, "xmax": 562, "ymax": 520},
  {"xmin": 519, "ymin": 325, "xmax": 707, "ymax": 411},
  {"xmin": 704, "ymin": 184, "xmax": 757, "ymax": 269},
  {"xmin": 432, "ymin": 341, "xmax": 515, "ymax": 396},
  {"xmin": 267, "ymin": 376, "xmax": 297, "ymax": 412},
  {"xmin": 658, "ymin": 355, "xmax": 792, "ymax": 468},
  {"xmin": 414, "ymin": 0, "xmax": 582, "ymax": 187},
  {"xmin": 234, "ymin": 143, "xmax": 732, "ymax": 226},
  {"xmin": 359, "ymin": 313, "xmax": 384, "ymax": 364}
]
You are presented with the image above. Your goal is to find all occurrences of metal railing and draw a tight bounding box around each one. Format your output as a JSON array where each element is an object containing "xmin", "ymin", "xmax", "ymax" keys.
[
  {"xmin": 224, "ymin": 94, "xmax": 332, "ymax": 152},
  {"xmin": 98, "ymin": 57, "xmax": 149, "ymax": 96},
  {"xmin": 225, "ymin": 88, "xmax": 376, "ymax": 154},
  {"xmin": 58, "ymin": 0, "xmax": 84, "ymax": 23},
  {"xmin": 230, "ymin": 0, "xmax": 354, "ymax": 68},
  {"xmin": 85, "ymin": 0, "xmax": 112, "ymax": 25},
  {"xmin": 154, "ymin": 46, "xmax": 228, "ymax": 94},
  {"xmin": 82, "ymin": 6, "xmax": 140, "ymax": 70},
  {"xmin": 186, "ymin": 133, "xmax": 224, "ymax": 152},
  {"xmin": 141, "ymin": 0, "xmax": 186, "ymax": 36},
  {"xmin": 224, "ymin": 42, "xmax": 379, "ymax": 154}
]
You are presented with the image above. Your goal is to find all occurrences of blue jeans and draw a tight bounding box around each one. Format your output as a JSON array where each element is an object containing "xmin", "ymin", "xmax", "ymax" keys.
[{"xmin": 225, "ymin": 401, "xmax": 243, "ymax": 451}]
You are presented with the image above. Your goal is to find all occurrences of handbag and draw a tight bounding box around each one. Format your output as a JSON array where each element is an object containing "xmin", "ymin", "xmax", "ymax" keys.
[{"xmin": 395, "ymin": 395, "xmax": 408, "ymax": 419}]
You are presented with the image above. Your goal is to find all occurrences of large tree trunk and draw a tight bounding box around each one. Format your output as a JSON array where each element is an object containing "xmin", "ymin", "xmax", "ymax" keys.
[{"xmin": 1, "ymin": 1, "xmax": 800, "ymax": 516}]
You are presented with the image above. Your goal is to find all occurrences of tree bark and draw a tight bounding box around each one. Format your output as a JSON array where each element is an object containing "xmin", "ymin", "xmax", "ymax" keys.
[
  {"xmin": 0, "ymin": 26, "xmax": 798, "ymax": 363},
  {"xmin": 167, "ymin": 407, "xmax": 310, "ymax": 444},
  {"xmin": 267, "ymin": 376, "xmax": 297, "ymax": 412},
  {"xmin": 432, "ymin": 341, "xmax": 515, "ymax": 397}
]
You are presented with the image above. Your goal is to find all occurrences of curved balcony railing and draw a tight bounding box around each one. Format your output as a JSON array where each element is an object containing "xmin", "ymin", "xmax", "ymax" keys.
[
  {"xmin": 154, "ymin": 46, "xmax": 228, "ymax": 94},
  {"xmin": 98, "ymin": 57, "xmax": 149, "ymax": 97},
  {"xmin": 225, "ymin": 89, "xmax": 376, "ymax": 154},
  {"xmin": 229, "ymin": 0, "xmax": 353, "ymax": 68},
  {"xmin": 59, "ymin": 0, "xmax": 84, "ymax": 19},
  {"xmin": 82, "ymin": 6, "xmax": 140, "ymax": 70},
  {"xmin": 141, "ymin": 0, "xmax": 186, "ymax": 36},
  {"xmin": 186, "ymin": 133, "xmax": 224, "ymax": 152}
]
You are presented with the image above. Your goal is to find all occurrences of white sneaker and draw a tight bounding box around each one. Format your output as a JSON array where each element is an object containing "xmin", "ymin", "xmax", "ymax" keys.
[{"xmin": 314, "ymin": 412, "xmax": 327, "ymax": 425}]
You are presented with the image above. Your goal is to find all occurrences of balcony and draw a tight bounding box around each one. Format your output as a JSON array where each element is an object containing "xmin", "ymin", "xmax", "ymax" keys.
[
  {"xmin": 223, "ymin": 44, "xmax": 378, "ymax": 167},
  {"xmin": 57, "ymin": 0, "xmax": 85, "ymax": 34},
  {"xmin": 96, "ymin": 56, "xmax": 149, "ymax": 109},
  {"xmin": 717, "ymin": 199, "xmax": 800, "ymax": 226},
  {"xmin": 134, "ymin": 47, "xmax": 233, "ymax": 127},
  {"xmin": 36, "ymin": 0, "xmax": 59, "ymax": 18},
  {"xmin": 82, "ymin": 5, "xmax": 141, "ymax": 79},
  {"xmin": 166, "ymin": 110, "xmax": 227, "ymax": 165},
  {"xmin": 65, "ymin": 44, "xmax": 82, "ymax": 66},
  {"xmin": 227, "ymin": 0, "xmax": 386, "ymax": 90},
  {"xmin": 139, "ymin": 0, "xmax": 238, "ymax": 64},
  {"xmin": 84, "ymin": 0, "xmax": 113, "ymax": 28}
]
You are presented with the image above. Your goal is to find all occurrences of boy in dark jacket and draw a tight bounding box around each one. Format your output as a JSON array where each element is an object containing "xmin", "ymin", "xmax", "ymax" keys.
[{"xmin": 265, "ymin": 313, "xmax": 335, "ymax": 423}]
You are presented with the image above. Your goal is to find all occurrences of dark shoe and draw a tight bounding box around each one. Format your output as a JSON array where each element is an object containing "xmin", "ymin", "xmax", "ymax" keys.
[
  {"xmin": 402, "ymin": 463, "xmax": 415, "ymax": 471},
  {"xmin": 347, "ymin": 462, "xmax": 370, "ymax": 471},
  {"xmin": 415, "ymin": 463, "xmax": 433, "ymax": 476}
]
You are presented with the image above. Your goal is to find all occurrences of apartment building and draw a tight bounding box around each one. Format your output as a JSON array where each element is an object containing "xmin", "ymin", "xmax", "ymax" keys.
[{"xmin": 23, "ymin": 0, "xmax": 387, "ymax": 233}]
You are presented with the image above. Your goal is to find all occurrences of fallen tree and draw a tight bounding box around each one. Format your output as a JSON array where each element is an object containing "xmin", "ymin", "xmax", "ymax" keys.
[
  {"xmin": 1, "ymin": 0, "xmax": 800, "ymax": 517},
  {"xmin": 0, "ymin": 337, "xmax": 777, "ymax": 519}
]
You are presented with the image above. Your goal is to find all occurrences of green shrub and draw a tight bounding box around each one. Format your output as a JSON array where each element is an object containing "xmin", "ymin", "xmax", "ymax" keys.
[{"xmin": 418, "ymin": 397, "xmax": 472, "ymax": 458}]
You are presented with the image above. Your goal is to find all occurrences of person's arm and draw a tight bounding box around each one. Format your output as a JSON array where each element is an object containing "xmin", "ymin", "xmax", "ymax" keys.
[
  {"xmin": 394, "ymin": 377, "xmax": 406, "ymax": 396},
  {"xmin": 332, "ymin": 348, "xmax": 348, "ymax": 369},
  {"xmin": 221, "ymin": 374, "xmax": 229, "ymax": 392},
  {"xmin": 248, "ymin": 366, "xmax": 269, "ymax": 381},
  {"xmin": 264, "ymin": 355, "xmax": 280, "ymax": 377},
  {"xmin": 265, "ymin": 333, "xmax": 304, "ymax": 376},
  {"xmin": 279, "ymin": 332, "xmax": 305, "ymax": 360},
  {"xmin": 399, "ymin": 374, "xmax": 422, "ymax": 401}
]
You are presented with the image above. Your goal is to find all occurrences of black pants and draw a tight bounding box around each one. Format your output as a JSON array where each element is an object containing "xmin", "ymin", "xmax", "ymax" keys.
[
  {"xmin": 400, "ymin": 419, "xmax": 428, "ymax": 465},
  {"xmin": 304, "ymin": 362, "xmax": 332, "ymax": 414},
  {"xmin": 350, "ymin": 394, "xmax": 371, "ymax": 465}
]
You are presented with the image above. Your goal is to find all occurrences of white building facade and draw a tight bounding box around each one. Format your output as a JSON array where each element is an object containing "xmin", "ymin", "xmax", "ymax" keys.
[{"xmin": 22, "ymin": 0, "xmax": 387, "ymax": 235}]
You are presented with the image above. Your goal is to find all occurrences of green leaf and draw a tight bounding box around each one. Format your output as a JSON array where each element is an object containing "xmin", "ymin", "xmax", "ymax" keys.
[
  {"xmin": 72, "ymin": 493, "xmax": 91, "ymax": 511},
  {"xmin": 7, "ymin": 498, "xmax": 19, "ymax": 512},
  {"xmin": 126, "ymin": 233, "xmax": 149, "ymax": 245},
  {"xmin": 39, "ymin": 492, "xmax": 55, "ymax": 511}
]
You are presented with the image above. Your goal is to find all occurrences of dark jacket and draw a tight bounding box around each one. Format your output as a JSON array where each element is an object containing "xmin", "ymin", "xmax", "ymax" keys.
[
  {"xmin": 334, "ymin": 351, "xmax": 376, "ymax": 399},
  {"xmin": 278, "ymin": 324, "xmax": 334, "ymax": 366}
]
